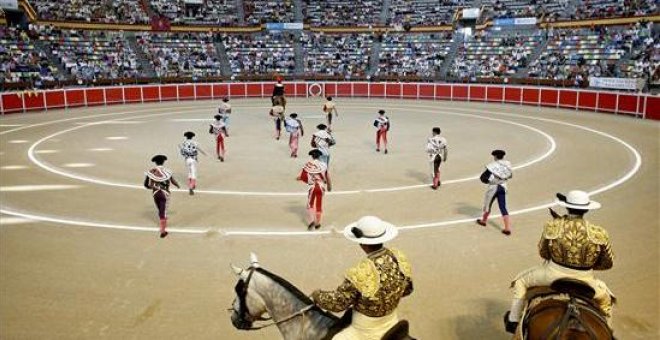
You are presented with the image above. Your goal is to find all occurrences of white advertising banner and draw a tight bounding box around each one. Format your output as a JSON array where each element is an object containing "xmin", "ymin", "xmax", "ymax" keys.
[
  {"xmin": 589, "ymin": 77, "xmax": 644, "ymax": 91},
  {"xmin": 0, "ymin": 0, "xmax": 18, "ymax": 10},
  {"xmin": 462, "ymin": 8, "xmax": 481, "ymax": 19}
]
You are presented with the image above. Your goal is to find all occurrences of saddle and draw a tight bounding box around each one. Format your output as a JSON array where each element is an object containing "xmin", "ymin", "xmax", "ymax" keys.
[
  {"xmin": 525, "ymin": 279, "xmax": 599, "ymax": 310},
  {"xmin": 323, "ymin": 310, "xmax": 416, "ymax": 340}
]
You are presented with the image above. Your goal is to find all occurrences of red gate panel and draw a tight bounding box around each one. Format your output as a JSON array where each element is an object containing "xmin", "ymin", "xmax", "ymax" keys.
[
  {"xmin": 486, "ymin": 86, "xmax": 503, "ymax": 102},
  {"xmin": 2, "ymin": 93, "xmax": 23, "ymax": 113},
  {"xmin": 45, "ymin": 90, "xmax": 66, "ymax": 108},
  {"xmin": 452, "ymin": 85, "xmax": 468, "ymax": 100},
  {"xmin": 645, "ymin": 96, "xmax": 660, "ymax": 120},
  {"xmin": 435, "ymin": 84, "xmax": 451, "ymax": 99},
  {"xmin": 124, "ymin": 87, "xmax": 142, "ymax": 103},
  {"xmin": 105, "ymin": 88, "xmax": 123, "ymax": 104},
  {"xmin": 160, "ymin": 85, "xmax": 177, "ymax": 101},
  {"xmin": 558, "ymin": 90, "xmax": 577, "ymax": 108},
  {"xmin": 65, "ymin": 89, "xmax": 85, "ymax": 107},
  {"xmin": 577, "ymin": 92, "xmax": 597, "ymax": 111},
  {"xmin": 22, "ymin": 92, "xmax": 45, "ymax": 111},
  {"xmin": 596, "ymin": 93, "xmax": 616, "ymax": 112},
  {"xmin": 245, "ymin": 83, "xmax": 262, "ymax": 97},
  {"xmin": 229, "ymin": 83, "xmax": 246, "ymax": 97},
  {"xmin": 470, "ymin": 86, "xmax": 486, "ymax": 100},
  {"xmin": 402, "ymin": 84, "xmax": 417, "ymax": 98},
  {"xmin": 370, "ymin": 83, "xmax": 385, "ymax": 97},
  {"xmin": 617, "ymin": 94, "xmax": 637, "ymax": 113},
  {"xmin": 336, "ymin": 83, "xmax": 351, "ymax": 96},
  {"xmin": 385, "ymin": 83, "xmax": 401, "ymax": 98},
  {"xmin": 522, "ymin": 88, "xmax": 539, "ymax": 104},
  {"xmin": 540, "ymin": 89, "xmax": 558, "ymax": 107},
  {"xmin": 85, "ymin": 89, "xmax": 104, "ymax": 106},
  {"xmin": 294, "ymin": 83, "xmax": 308, "ymax": 97},
  {"xmin": 142, "ymin": 86, "xmax": 160, "ymax": 102},
  {"xmin": 418, "ymin": 84, "xmax": 434, "ymax": 98},
  {"xmin": 325, "ymin": 83, "xmax": 337, "ymax": 97},
  {"xmin": 353, "ymin": 83, "xmax": 368, "ymax": 96},
  {"xmin": 213, "ymin": 84, "xmax": 229, "ymax": 98},
  {"xmin": 504, "ymin": 87, "xmax": 521, "ymax": 103},
  {"xmin": 178, "ymin": 85, "xmax": 194, "ymax": 99}
]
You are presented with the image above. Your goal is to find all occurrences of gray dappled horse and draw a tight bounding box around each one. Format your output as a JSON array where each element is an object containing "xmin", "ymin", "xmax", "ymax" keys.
[{"xmin": 229, "ymin": 253, "xmax": 414, "ymax": 340}]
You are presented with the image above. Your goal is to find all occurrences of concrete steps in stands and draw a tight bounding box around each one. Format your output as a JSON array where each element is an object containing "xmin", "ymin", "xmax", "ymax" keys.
[
  {"xmin": 236, "ymin": 0, "xmax": 246, "ymax": 25},
  {"xmin": 368, "ymin": 36, "xmax": 383, "ymax": 76},
  {"xmin": 516, "ymin": 32, "xmax": 549, "ymax": 78},
  {"xmin": 439, "ymin": 31, "xmax": 463, "ymax": 79},
  {"xmin": 34, "ymin": 39, "xmax": 68, "ymax": 79},
  {"xmin": 293, "ymin": 0, "xmax": 304, "ymax": 22},
  {"xmin": 380, "ymin": 0, "xmax": 392, "ymax": 25},
  {"xmin": 125, "ymin": 33, "xmax": 157, "ymax": 78},
  {"xmin": 213, "ymin": 38, "xmax": 233, "ymax": 77},
  {"xmin": 139, "ymin": 0, "xmax": 157, "ymax": 18},
  {"xmin": 293, "ymin": 32, "xmax": 305, "ymax": 75}
]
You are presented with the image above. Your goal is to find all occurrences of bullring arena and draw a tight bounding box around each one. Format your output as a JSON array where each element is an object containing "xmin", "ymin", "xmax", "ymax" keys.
[{"xmin": 0, "ymin": 82, "xmax": 658, "ymax": 339}]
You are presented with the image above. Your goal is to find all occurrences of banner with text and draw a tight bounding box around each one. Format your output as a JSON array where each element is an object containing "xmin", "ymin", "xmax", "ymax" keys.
[{"xmin": 589, "ymin": 77, "xmax": 644, "ymax": 91}]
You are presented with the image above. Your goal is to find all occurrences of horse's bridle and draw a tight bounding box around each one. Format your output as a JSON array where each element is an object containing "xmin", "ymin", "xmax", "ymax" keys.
[{"xmin": 231, "ymin": 267, "xmax": 314, "ymax": 331}]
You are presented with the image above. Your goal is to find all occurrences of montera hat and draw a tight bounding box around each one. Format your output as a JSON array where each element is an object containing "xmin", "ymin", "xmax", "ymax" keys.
[
  {"xmin": 556, "ymin": 191, "xmax": 601, "ymax": 210},
  {"xmin": 343, "ymin": 216, "xmax": 399, "ymax": 245},
  {"xmin": 151, "ymin": 154, "xmax": 168, "ymax": 163},
  {"xmin": 184, "ymin": 131, "xmax": 196, "ymax": 138},
  {"xmin": 491, "ymin": 149, "xmax": 506, "ymax": 158}
]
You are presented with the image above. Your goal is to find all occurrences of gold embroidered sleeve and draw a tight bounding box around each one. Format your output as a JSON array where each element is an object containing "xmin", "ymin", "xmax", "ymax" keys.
[
  {"xmin": 311, "ymin": 280, "xmax": 359, "ymax": 313},
  {"xmin": 587, "ymin": 223, "xmax": 613, "ymax": 270},
  {"xmin": 538, "ymin": 236, "xmax": 551, "ymax": 260},
  {"xmin": 389, "ymin": 248, "xmax": 412, "ymax": 278},
  {"xmin": 345, "ymin": 258, "xmax": 380, "ymax": 298}
]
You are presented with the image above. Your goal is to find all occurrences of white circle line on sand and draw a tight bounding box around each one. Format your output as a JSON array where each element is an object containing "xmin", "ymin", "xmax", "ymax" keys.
[
  {"xmin": 26, "ymin": 106, "xmax": 556, "ymax": 196},
  {"xmin": 5, "ymin": 101, "xmax": 642, "ymax": 236},
  {"xmin": 0, "ymin": 207, "xmax": 209, "ymax": 234}
]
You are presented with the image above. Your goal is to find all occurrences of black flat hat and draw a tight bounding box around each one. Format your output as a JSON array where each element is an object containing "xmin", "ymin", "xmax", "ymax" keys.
[
  {"xmin": 151, "ymin": 154, "xmax": 167, "ymax": 163},
  {"xmin": 308, "ymin": 149, "xmax": 323, "ymax": 157},
  {"xmin": 378, "ymin": 109, "xmax": 386, "ymax": 114},
  {"xmin": 184, "ymin": 131, "xmax": 196, "ymax": 138},
  {"xmin": 491, "ymin": 149, "xmax": 506, "ymax": 157},
  {"xmin": 316, "ymin": 123, "xmax": 327, "ymax": 130},
  {"xmin": 214, "ymin": 114, "xmax": 222, "ymax": 120}
]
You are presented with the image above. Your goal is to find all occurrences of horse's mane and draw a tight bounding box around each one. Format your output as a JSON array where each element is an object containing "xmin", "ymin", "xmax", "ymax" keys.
[{"xmin": 255, "ymin": 267, "xmax": 338, "ymax": 321}]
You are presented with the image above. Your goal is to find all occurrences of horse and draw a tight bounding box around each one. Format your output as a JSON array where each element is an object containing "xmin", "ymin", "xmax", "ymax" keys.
[
  {"xmin": 272, "ymin": 95, "xmax": 287, "ymax": 109},
  {"xmin": 229, "ymin": 253, "xmax": 414, "ymax": 340},
  {"xmin": 514, "ymin": 278, "xmax": 614, "ymax": 340}
]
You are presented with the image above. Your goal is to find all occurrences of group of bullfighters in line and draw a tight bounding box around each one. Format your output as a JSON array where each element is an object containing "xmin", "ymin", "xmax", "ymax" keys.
[{"xmin": 143, "ymin": 80, "xmax": 514, "ymax": 237}]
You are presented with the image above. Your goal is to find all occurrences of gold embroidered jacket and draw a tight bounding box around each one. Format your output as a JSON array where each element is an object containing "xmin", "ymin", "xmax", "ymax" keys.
[
  {"xmin": 311, "ymin": 248, "xmax": 413, "ymax": 317},
  {"xmin": 539, "ymin": 216, "xmax": 613, "ymax": 270}
]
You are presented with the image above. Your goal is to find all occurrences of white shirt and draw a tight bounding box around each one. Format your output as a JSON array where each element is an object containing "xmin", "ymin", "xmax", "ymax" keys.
[{"xmin": 312, "ymin": 130, "xmax": 334, "ymax": 155}]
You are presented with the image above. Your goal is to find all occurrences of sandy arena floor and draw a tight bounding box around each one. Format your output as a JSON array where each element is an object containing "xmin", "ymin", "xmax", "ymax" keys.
[{"xmin": 0, "ymin": 98, "xmax": 658, "ymax": 339}]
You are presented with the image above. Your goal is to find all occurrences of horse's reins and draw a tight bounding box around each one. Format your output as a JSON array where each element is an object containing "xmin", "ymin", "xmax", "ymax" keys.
[{"xmin": 232, "ymin": 267, "xmax": 315, "ymax": 331}]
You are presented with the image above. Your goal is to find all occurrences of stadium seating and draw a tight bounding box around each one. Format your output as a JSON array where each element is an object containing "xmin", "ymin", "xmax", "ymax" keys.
[
  {"xmin": 31, "ymin": 0, "xmax": 149, "ymax": 24},
  {"xmin": 1, "ymin": 26, "xmax": 58, "ymax": 84},
  {"xmin": 137, "ymin": 32, "xmax": 222, "ymax": 78},
  {"xmin": 304, "ymin": 0, "xmax": 383, "ymax": 27},
  {"xmin": 244, "ymin": 0, "xmax": 296, "ymax": 25},
  {"xmin": 451, "ymin": 31, "xmax": 542, "ymax": 78},
  {"xmin": 389, "ymin": 0, "xmax": 460, "ymax": 26},
  {"xmin": 149, "ymin": 0, "xmax": 239, "ymax": 26},
  {"xmin": 40, "ymin": 28, "xmax": 141, "ymax": 80},
  {"xmin": 302, "ymin": 32, "xmax": 373, "ymax": 77},
  {"xmin": 377, "ymin": 32, "xmax": 453, "ymax": 78},
  {"xmin": 223, "ymin": 32, "xmax": 296, "ymax": 75}
]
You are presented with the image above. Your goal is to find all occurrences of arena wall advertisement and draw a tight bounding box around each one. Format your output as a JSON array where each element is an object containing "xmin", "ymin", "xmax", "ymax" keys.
[{"xmin": 1, "ymin": 82, "xmax": 658, "ymax": 120}]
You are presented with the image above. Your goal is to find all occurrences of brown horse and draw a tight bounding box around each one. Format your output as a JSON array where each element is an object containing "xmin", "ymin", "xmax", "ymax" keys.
[
  {"xmin": 518, "ymin": 279, "xmax": 613, "ymax": 340},
  {"xmin": 272, "ymin": 95, "xmax": 286, "ymax": 109}
]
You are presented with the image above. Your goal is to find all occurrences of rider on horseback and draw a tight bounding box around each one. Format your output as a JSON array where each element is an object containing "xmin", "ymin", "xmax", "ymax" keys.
[
  {"xmin": 311, "ymin": 216, "xmax": 413, "ymax": 340},
  {"xmin": 505, "ymin": 190, "xmax": 615, "ymax": 333}
]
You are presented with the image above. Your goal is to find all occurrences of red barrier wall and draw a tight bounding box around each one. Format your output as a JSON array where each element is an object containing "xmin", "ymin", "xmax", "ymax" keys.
[{"xmin": 1, "ymin": 82, "xmax": 657, "ymax": 120}]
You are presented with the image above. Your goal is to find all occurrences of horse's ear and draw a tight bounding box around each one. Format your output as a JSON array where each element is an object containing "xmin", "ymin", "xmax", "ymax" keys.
[
  {"xmin": 230, "ymin": 264, "xmax": 243, "ymax": 276},
  {"xmin": 250, "ymin": 252, "xmax": 260, "ymax": 268}
]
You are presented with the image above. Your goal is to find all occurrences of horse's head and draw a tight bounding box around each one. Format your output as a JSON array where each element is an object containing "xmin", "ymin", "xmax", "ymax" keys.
[{"xmin": 229, "ymin": 253, "xmax": 270, "ymax": 330}]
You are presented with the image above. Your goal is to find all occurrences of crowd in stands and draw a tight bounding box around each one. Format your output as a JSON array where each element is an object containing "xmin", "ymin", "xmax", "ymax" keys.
[
  {"xmin": 304, "ymin": 0, "xmax": 383, "ymax": 27},
  {"xmin": 223, "ymin": 32, "xmax": 296, "ymax": 75},
  {"xmin": 451, "ymin": 31, "xmax": 541, "ymax": 79},
  {"xmin": 41, "ymin": 27, "xmax": 141, "ymax": 81},
  {"xmin": 389, "ymin": 0, "xmax": 460, "ymax": 27},
  {"xmin": 301, "ymin": 32, "xmax": 373, "ymax": 77},
  {"xmin": 571, "ymin": 0, "xmax": 658, "ymax": 20},
  {"xmin": 149, "ymin": 0, "xmax": 239, "ymax": 26},
  {"xmin": 137, "ymin": 32, "xmax": 222, "ymax": 78},
  {"xmin": 31, "ymin": 0, "xmax": 149, "ymax": 24},
  {"xmin": 376, "ymin": 32, "xmax": 452, "ymax": 78},
  {"xmin": 0, "ymin": 25, "xmax": 58, "ymax": 86},
  {"xmin": 244, "ymin": 0, "xmax": 295, "ymax": 25}
]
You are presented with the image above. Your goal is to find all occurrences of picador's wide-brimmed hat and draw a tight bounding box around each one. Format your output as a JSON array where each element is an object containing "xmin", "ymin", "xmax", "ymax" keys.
[
  {"xmin": 556, "ymin": 190, "xmax": 601, "ymax": 210},
  {"xmin": 343, "ymin": 216, "xmax": 399, "ymax": 245}
]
